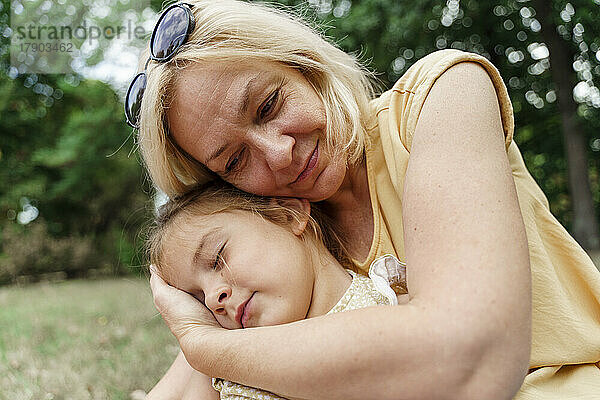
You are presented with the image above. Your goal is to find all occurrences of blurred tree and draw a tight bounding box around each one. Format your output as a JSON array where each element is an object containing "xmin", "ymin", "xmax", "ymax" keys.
[
  {"xmin": 0, "ymin": 0, "xmax": 149, "ymax": 283},
  {"xmin": 532, "ymin": 0, "xmax": 599, "ymax": 249},
  {"xmin": 0, "ymin": 68, "xmax": 150, "ymax": 283}
]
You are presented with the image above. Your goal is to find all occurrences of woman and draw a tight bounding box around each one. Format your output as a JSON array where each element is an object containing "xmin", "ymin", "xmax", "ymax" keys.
[{"xmin": 127, "ymin": 1, "xmax": 600, "ymax": 398}]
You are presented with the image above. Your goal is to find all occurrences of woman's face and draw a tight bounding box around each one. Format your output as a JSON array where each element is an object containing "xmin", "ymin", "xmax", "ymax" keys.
[
  {"xmin": 167, "ymin": 60, "xmax": 347, "ymax": 202},
  {"xmin": 160, "ymin": 211, "xmax": 315, "ymax": 329}
]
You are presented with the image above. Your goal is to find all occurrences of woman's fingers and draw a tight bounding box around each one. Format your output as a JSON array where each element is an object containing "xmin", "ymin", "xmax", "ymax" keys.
[
  {"xmin": 149, "ymin": 265, "xmax": 222, "ymax": 341},
  {"xmin": 149, "ymin": 265, "xmax": 184, "ymax": 312}
]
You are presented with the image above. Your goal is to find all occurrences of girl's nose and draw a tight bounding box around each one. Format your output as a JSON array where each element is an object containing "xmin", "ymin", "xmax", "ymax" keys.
[
  {"xmin": 251, "ymin": 128, "xmax": 295, "ymax": 171},
  {"xmin": 205, "ymin": 285, "xmax": 231, "ymax": 315}
]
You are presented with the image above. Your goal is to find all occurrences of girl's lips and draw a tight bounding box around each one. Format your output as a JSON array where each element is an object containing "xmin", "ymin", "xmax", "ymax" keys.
[
  {"xmin": 239, "ymin": 293, "xmax": 255, "ymax": 328},
  {"xmin": 293, "ymin": 141, "xmax": 319, "ymax": 184}
]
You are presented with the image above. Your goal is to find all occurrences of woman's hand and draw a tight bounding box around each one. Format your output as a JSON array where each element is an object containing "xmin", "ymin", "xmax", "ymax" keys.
[{"xmin": 149, "ymin": 265, "xmax": 223, "ymax": 346}]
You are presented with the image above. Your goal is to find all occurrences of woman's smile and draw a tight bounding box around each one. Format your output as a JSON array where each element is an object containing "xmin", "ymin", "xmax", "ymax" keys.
[{"xmin": 292, "ymin": 140, "xmax": 319, "ymax": 185}]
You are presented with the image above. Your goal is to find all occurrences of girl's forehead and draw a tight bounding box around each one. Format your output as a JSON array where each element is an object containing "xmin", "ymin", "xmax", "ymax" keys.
[
  {"xmin": 168, "ymin": 209, "xmax": 255, "ymax": 239},
  {"xmin": 160, "ymin": 213, "xmax": 224, "ymax": 276},
  {"xmin": 168, "ymin": 211, "xmax": 219, "ymax": 237}
]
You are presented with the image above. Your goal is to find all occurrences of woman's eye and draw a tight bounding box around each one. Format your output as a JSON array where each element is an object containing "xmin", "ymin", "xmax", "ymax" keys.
[
  {"xmin": 225, "ymin": 149, "xmax": 245, "ymax": 174},
  {"xmin": 259, "ymin": 90, "xmax": 279, "ymax": 120}
]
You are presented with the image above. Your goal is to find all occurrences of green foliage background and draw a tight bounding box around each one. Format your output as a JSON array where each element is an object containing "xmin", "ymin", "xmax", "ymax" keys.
[{"xmin": 0, "ymin": 0, "xmax": 599, "ymax": 284}]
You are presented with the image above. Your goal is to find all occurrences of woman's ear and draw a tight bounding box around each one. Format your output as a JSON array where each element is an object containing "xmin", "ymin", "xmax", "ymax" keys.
[{"xmin": 270, "ymin": 197, "xmax": 311, "ymax": 236}]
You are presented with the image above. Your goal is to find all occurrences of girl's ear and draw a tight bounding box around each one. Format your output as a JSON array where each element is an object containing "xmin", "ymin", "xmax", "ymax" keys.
[{"xmin": 270, "ymin": 197, "xmax": 311, "ymax": 236}]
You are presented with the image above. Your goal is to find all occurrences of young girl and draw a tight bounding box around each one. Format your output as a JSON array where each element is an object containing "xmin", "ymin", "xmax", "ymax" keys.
[{"xmin": 147, "ymin": 182, "xmax": 407, "ymax": 399}]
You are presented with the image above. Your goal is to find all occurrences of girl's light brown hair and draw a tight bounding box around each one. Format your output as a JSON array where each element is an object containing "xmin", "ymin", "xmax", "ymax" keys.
[
  {"xmin": 147, "ymin": 180, "xmax": 353, "ymax": 275},
  {"xmin": 137, "ymin": 0, "xmax": 379, "ymax": 198}
]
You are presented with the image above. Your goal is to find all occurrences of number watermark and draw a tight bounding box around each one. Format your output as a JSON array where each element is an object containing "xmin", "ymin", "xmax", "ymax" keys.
[{"xmin": 20, "ymin": 43, "xmax": 74, "ymax": 53}]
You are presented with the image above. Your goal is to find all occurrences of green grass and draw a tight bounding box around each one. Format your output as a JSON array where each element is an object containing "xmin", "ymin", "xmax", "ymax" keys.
[{"xmin": 0, "ymin": 278, "xmax": 179, "ymax": 400}]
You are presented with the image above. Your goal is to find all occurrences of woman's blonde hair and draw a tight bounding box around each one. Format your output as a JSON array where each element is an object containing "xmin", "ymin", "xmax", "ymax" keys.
[
  {"xmin": 137, "ymin": 0, "xmax": 378, "ymax": 198},
  {"xmin": 147, "ymin": 180, "xmax": 353, "ymax": 274}
]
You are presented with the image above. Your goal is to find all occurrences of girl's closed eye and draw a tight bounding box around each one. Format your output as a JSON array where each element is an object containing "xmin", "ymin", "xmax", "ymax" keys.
[{"xmin": 213, "ymin": 242, "xmax": 226, "ymax": 270}]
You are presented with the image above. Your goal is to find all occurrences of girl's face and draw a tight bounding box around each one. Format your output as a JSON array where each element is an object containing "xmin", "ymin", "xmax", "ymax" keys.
[
  {"xmin": 166, "ymin": 60, "xmax": 348, "ymax": 202},
  {"xmin": 160, "ymin": 211, "xmax": 316, "ymax": 329}
]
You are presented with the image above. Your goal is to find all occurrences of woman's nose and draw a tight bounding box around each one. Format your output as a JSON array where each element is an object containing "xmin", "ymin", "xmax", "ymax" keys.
[
  {"xmin": 251, "ymin": 128, "xmax": 295, "ymax": 171},
  {"xmin": 204, "ymin": 286, "xmax": 231, "ymax": 315}
]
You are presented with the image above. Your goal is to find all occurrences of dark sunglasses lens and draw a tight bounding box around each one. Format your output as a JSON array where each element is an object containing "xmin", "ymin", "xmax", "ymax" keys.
[
  {"xmin": 152, "ymin": 6, "xmax": 190, "ymax": 60},
  {"xmin": 126, "ymin": 73, "xmax": 147, "ymax": 127}
]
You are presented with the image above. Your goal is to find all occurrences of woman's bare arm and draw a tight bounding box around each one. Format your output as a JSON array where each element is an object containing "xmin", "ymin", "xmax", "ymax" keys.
[
  {"xmin": 401, "ymin": 61, "xmax": 531, "ymax": 397},
  {"xmin": 150, "ymin": 62, "xmax": 531, "ymax": 400}
]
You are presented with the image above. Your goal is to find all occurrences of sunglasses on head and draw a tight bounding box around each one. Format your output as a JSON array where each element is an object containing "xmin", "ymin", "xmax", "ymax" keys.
[{"xmin": 124, "ymin": 2, "xmax": 195, "ymax": 129}]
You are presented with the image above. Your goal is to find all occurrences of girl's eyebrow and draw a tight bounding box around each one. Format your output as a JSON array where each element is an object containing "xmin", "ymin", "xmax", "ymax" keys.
[{"xmin": 192, "ymin": 227, "xmax": 222, "ymax": 266}]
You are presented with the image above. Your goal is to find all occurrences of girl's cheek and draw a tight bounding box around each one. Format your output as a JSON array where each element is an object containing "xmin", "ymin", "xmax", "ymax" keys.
[{"xmin": 216, "ymin": 315, "xmax": 230, "ymax": 329}]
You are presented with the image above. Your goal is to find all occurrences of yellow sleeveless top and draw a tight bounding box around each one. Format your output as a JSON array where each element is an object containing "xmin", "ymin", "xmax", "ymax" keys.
[{"xmin": 357, "ymin": 49, "xmax": 600, "ymax": 398}]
